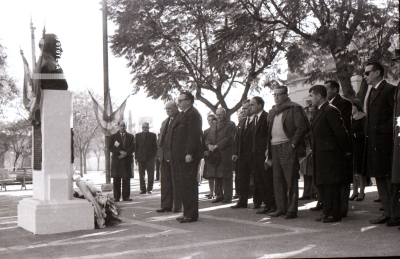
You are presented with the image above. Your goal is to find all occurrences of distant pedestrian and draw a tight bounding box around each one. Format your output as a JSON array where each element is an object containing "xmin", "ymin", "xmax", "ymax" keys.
[{"xmin": 135, "ymin": 122, "xmax": 158, "ymax": 194}]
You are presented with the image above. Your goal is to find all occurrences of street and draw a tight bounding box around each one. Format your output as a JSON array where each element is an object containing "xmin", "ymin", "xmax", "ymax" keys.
[{"xmin": 0, "ymin": 171, "xmax": 399, "ymax": 259}]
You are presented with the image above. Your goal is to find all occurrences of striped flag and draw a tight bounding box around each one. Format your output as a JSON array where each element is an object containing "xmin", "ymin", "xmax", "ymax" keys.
[
  {"xmin": 89, "ymin": 91, "xmax": 129, "ymax": 136},
  {"xmin": 20, "ymin": 49, "xmax": 36, "ymax": 112}
]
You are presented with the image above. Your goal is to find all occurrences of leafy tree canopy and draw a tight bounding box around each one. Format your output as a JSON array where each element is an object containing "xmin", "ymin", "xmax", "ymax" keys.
[
  {"xmin": 241, "ymin": 0, "xmax": 399, "ymax": 97},
  {"xmin": 0, "ymin": 43, "xmax": 18, "ymax": 117},
  {"xmin": 108, "ymin": 0, "xmax": 288, "ymax": 115}
]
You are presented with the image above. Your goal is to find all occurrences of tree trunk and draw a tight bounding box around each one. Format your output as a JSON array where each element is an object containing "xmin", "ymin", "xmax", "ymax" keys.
[
  {"xmin": 96, "ymin": 152, "xmax": 100, "ymax": 171},
  {"xmin": 14, "ymin": 153, "xmax": 20, "ymax": 170},
  {"xmin": 335, "ymin": 59, "xmax": 356, "ymax": 99},
  {"xmin": 83, "ymin": 149, "xmax": 87, "ymax": 174},
  {"xmin": 79, "ymin": 149, "xmax": 83, "ymax": 177}
]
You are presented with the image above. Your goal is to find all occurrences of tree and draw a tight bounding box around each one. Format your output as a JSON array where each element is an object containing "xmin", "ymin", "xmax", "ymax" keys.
[
  {"xmin": 73, "ymin": 91, "xmax": 99, "ymax": 176},
  {"xmin": 91, "ymin": 130, "xmax": 105, "ymax": 171},
  {"xmin": 0, "ymin": 43, "xmax": 18, "ymax": 117},
  {"xmin": 241, "ymin": 0, "xmax": 399, "ymax": 97},
  {"xmin": 2, "ymin": 120, "xmax": 31, "ymax": 170},
  {"xmin": 108, "ymin": 0, "xmax": 288, "ymax": 116}
]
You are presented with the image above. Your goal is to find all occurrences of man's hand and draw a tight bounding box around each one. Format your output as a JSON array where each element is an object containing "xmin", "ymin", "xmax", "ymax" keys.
[
  {"xmin": 120, "ymin": 151, "xmax": 127, "ymax": 156},
  {"xmin": 207, "ymin": 144, "xmax": 214, "ymax": 151},
  {"xmin": 232, "ymin": 155, "xmax": 237, "ymax": 161},
  {"xmin": 265, "ymin": 149, "xmax": 268, "ymax": 158},
  {"xmin": 264, "ymin": 159, "xmax": 272, "ymax": 170},
  {"xmin": 185, "ymin": 154, "xmax": 193, "ymax": 163},
  {"xmin": 204, "ymin": 151, "xmax": 210, "ymax": 156}
]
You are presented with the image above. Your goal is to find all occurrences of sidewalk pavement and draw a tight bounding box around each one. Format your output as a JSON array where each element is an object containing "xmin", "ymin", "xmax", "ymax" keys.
[{"xmin": 0, "ymin": 171, "xmax": 399, "ymax": 259}]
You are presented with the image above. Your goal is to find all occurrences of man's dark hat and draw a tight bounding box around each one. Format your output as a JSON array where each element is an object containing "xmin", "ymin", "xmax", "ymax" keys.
[{"xmin": 393, "ymin": 49, "xmax": 400, "ymax": 61}]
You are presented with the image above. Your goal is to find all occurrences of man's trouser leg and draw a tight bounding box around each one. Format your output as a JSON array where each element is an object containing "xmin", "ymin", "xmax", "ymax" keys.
[
  {"xmin": 237, "ymin": 158, "xmax": 251, "ymax": 206},
  {"xmin": 254, "ymin": 157, "xmax": 276, "ymax": 210},
  {"xmin": 113, "ymin": 177, "xmax": 122, "ymax": 200},
  {"xmin": 303, "ymin": 175, "xmax": 313, "ymax": 197},
  {"xmin": 222, "ymin": 177, "xmax": 233, "ymax": 201},
  {"xmin": 214, "ymin": 178, "xmax": 223, "ymax": 199},
  {"xmin": 160, "ymin": 160, "xmax": 173, "ymax": 210},
  {"xmin": 138, "ymin": 161, "xmax": 147, "ymax": 192},
  {"xmin": 146, "ymin": 158, "xmax": 155, "ymax": 192},
  {"xmin": 376, "ymin": 176, "xmax": 392, "ymax": 217},
  {"xmin": 340, "ymin": 183, "xmax": 350, "ymax": 215},
  {"xmin": 391, "ymin": 183, "xmax": 400, "ymax": 219},
  {"xmin": 122, "ymin": 177, "xmax": 131, "ymax": 200},
  {"xmin": 173, "ymin": 160, "xmax": 199, "ymax": 220},
  {"xmin": 155, "ymin": 159, "xmax": 160, "ymax": 180}
]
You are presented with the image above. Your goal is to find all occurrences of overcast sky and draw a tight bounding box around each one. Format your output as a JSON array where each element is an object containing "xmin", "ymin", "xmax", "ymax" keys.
[{"xmin": 0, "ymin": 0, "xmax": 277, "ymax": 132}]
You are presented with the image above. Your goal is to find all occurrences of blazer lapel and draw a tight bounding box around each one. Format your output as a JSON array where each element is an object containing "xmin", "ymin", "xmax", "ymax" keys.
[
  {"xmin": 255, "ymin": 111, "xmax": 265, "ymax": 133},
  {"xmin": 170, "ymin": 106, "xmax": 191, "ymax": 130},
  {"xmin": 217, "ymin": 120, "xmax": 228, "ymax": 131},
  {"xmin": 367, "ymin": 80, "xmax": 386, "ymax": 109},
  {"xmin": 312, "ymin": 102, "xmax": 328, "ymax": 127}
]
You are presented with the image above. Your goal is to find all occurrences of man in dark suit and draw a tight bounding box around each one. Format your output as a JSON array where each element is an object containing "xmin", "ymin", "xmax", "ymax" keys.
[
  {"xmin": 109, "ymin": 121, "xmax": 135, "ymax": 202},
  {"xmin": 155, "ymin": 133, "xmax": 161, "ymax": 181},
  {"xmin": 167, "ymin": 91, "xmax": 202, "ymax": 223},
  {"xmin": 249, "ymin": 96, "xmax": 276, "ymax": 214},
  {"xmin": 232, "ymin": 100, "xmax": 254, "ymax": 209},
  {"xmin": 135, "ymin": 122, "xmax": 158, "ymax": 194},
  {"xmin": 156, "ymin": 101, "xmax": 182, "ymax": 213},
  {"xmin": 309, "ymin": 85, "xmax": 351, "ymax": 223},
  {"xmin": 362, "ymin": 62, "xmax": 397, "ymax": 224},
  {"xmin": 324, "ymin": 80, "xmax": 353, "ymax": 218},
  {"xmin": 266, "ymin": 86, "xmax": 309, "ymax": 219}
]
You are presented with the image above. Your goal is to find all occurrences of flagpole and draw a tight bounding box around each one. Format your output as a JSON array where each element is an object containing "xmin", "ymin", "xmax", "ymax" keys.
[
  {"xmin": 30, "ymin": 17, "xmax": 36, "ymax": 73},
  {"xmin": 102, "ymin": 0, "xmax": 111, "ymax": 184}
]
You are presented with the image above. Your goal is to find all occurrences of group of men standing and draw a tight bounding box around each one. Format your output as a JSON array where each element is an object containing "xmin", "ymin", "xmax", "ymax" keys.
[{"xmin": 109, "ymin": 53, "xmax": 400, "ymax": 226}]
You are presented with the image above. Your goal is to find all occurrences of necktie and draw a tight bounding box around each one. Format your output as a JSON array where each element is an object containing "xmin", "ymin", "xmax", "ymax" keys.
[
  {"xmin": 245, "ymin": 117, "xmax": 249, "ymax": 129},
  {"xmin": 253, "ymin": 115, "xmax": 258, "ymax": 128},
  {"xmin": 121, "ymin": 133, "xmax": 126, "ymax": 147}
]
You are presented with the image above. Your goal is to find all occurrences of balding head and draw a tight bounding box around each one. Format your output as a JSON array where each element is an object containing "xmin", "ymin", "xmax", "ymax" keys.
[
  {"xmin": 141, "ymin": 122, "xmax": 150, "ymax": 133},
  {"xmin": 216, "ymin": 108, "xmax": 227, "ymax": 122},
  {"xmin": 165, "ymin": 101, "xmax": 179, "ymax": 118}
]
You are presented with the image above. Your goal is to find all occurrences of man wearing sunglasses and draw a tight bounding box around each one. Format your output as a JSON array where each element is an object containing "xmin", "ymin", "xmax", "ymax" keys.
[{"xmin": 362, "ymin": 62, "xmax": 396, "ymax": 225}]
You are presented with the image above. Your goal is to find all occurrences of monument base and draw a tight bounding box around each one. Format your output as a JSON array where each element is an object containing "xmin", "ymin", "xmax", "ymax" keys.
[{"xmin": 18, "ymin": 198, "xmax": 94, "ymax": 234}]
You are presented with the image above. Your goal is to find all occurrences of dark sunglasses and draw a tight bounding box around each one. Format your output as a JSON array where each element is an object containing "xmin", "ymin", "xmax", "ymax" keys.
[{"xmin": 363, "ymin": 70, "xmax": 377, "ymax": 76}]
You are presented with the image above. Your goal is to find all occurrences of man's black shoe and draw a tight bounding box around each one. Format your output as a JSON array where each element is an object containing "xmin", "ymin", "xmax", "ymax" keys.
[
  {"xmin": 310, "ymin": 206, "xmax": 323, "ymax": 211},
  {"xmin": 176, "ymin": 215, "xmax": 185, "ymax": 221},
  {"xmin": 231, "ymin": 203, "xmax": 247, "ymax": 209},
  {"xmin": 148, "ymin": 191, "xmax": 152, "ymax": 194},
  {"xmin": 284, "ymin": 212, "xmax": 297, "ymax": 219},
  {"xmin": 322, "ymin": 216, "xmax": 342, "ymax": 223},
  {"xmin": 156, "ymin": 208, "xmax": 172, "ymax": 213},
  {"xmin": 221, "ymin": 199, "xmax": 232, "ymax": 203},
  {"xmin": 256, "ymin": 208, "xmax": 271, "ymax": 214},
  {"xmin": 252, "ymin": 204, "xmax": 261, "ymax": 209},
  {"xmin": 315, "ymin": 215, "xmax": 328, "ymax": 222},
  {"xmin": 233, "ymin": 194, "xmax": 239, "ymax": 199},
  {"xmin": 140, "ymin": 191, "xmax": 146, "ymax": 194},
  {"xmin": 374, "ymin": 197, "xmax": 381, "ymax": 202},
  {"xmin": 370, "ymin": 215, "xmax": 391, "ymax": 224},
  {"xmin": 386, "ymin": 218, "xmax": 400, "ymax": 227},
  {"xmin": 268, "ymin": 211, "xmax": 285, "ymax": 217},
  {"xmin": 341, "ymin": 213, "xmax": 347, "ymax": 218},
  {"xmin": 379, "ymin": 207, "xmax": 384, "ymax": 211},
  {"xmin": 211, "ymin": 197, "xmax": 224, "ymax": 203},
  {"xmin": 123, "ymin": 198, "xmax": 133, "ymax": 201},
  {"xmin": 172, "ymin": 209, "xmax": 181, "ymax": 213},
  {"xmin": 178, "ymin": 217, "xmax": 197, "ymax": 223}
]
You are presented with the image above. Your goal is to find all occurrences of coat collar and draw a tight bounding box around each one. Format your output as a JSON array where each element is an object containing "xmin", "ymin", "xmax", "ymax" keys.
[
  {"xmin": 254, "ymin": 110, "xmax": 266, "ymax": 133},
  {"xmin": 312, "ymin": 102, "xmax": 329, "ymax": 127},
  {"xmin": 217, "ymin": 119, "xmax": 229, "ymax": 131},
  {"xmin": 367, "ymin": 80, "xmax": 387, "ymax": 109}
]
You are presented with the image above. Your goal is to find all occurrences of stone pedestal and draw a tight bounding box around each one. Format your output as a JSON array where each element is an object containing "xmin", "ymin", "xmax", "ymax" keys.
[{"xmin": 18, "ymin": 90, "xmax": 94, "ymax": 234}]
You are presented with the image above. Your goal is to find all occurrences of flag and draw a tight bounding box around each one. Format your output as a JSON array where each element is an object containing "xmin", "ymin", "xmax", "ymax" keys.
[
  {"xmin": 20, "ymin": 50, "xmax": 35, "ymax": 111},
  {"xmin": 89, "ymin": 91, "xmax": 129, "ymax": 136}
]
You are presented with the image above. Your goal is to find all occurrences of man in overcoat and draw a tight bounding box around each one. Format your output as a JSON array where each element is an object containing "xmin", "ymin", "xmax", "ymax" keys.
[
  {"xmin": 206, "ymin": 108, "xmax": 236, "ymax": 203},
  {"xmin": 266, "ymin": 86, "xmax": 309, "ymax": 219},
  {"xmin": 109, "ymin": 121, "xmax": 135, "ymax": 202},
  {"xmin": 309, "ymin": 85, "xmax": 351, "ymax": 223},
  {"xmin": 232, "ymin": 100, "xmax": 254, "ymax": 208},
  {"xmin": 167, "ymin": 91, "xmax": 203, "ymax": 223},
  {"xmin": 362, "ymin": 62, "xmax": 397, "ymax": 224},
  {"xmin": 156, "ymin": 101, "xmax": 182, "ymax": 213},
  {"xmin": 390, "ymin": 51, "xmax": 400, "ymax": 227},
  {"xmin": 135, "ymin": 122, "xmax": 158, "ymax": 194},
  {"xmin": 250, "ymin": 96, "xmax": 276, "ymax": 214},
  {"xmin": 325, "ymin": 80, "xmax": 353, "ymax": 218}
]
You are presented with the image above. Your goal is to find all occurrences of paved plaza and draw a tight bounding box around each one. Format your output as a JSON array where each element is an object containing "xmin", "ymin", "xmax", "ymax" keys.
[{"xmin": 0, "ymin": 171, "xmax": 399, "ymax": 259}]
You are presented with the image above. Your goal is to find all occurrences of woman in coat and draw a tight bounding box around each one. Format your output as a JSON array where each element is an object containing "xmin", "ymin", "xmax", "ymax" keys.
[
  {"xmin": 205, "ymin": 108, "xmax": 236, "ymax": 203},
  {"xmin": 349, "ymin": 99, "xmax": 367, "ymax": 201},
  {"xmin": 203, "ymin": 114, "xmax": 217, "ymax": 199}
]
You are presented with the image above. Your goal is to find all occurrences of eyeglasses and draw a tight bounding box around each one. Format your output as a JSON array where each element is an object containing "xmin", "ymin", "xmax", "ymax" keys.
[
  {"xmin": 273, "ymin": 93, "xmax": 287, "ymax": 97},
  {"xmin": 364, "ymin": 70, "xmax": 377, "ymax": 76},
  {"xmin": 177, "ymin": 99, "xmax": 189, "ymax": 103}
]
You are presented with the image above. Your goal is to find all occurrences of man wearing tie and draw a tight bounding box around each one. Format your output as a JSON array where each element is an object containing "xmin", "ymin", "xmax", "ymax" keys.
[
  {"xmin": 249, "ymin": 96, "xmax": 276, "ymax": 214},
  {"xmin": 135, "ymin": 122, "xmax": 158, "ymax": 194},
  {"xmin": 109, "ymin": 121, "xmax": 135, "ymax": 202},
  {"xmin": 156, "ymin": 101, "xmax": 182, "ymax": 213},
  {"xmin": 168, "ymin": 92, "xmax": 202, "ymax": 223},
  {"xmin": 362, "ymin": 62, "xmax": 396, "ymax": 224},
  {"xmin": 232, "ymin": 99, "xmax": 254, "ymax": 208}
]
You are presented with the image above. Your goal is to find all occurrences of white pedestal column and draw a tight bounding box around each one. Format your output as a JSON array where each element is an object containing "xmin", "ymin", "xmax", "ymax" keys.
[{"xmin": 18, "ymin": 90, "xmax": 94, "ymax": 234}]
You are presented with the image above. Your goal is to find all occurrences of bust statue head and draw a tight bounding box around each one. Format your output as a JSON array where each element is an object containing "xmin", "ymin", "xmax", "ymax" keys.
[{"xmin": 39, "ymin": 34, "xmax": 62, "ymax": 60}]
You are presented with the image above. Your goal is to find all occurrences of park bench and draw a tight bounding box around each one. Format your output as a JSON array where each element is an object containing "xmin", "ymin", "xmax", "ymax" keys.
[{"xmin": 0, "ymin": 168, "xmax": 33, "ymax": 191}]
